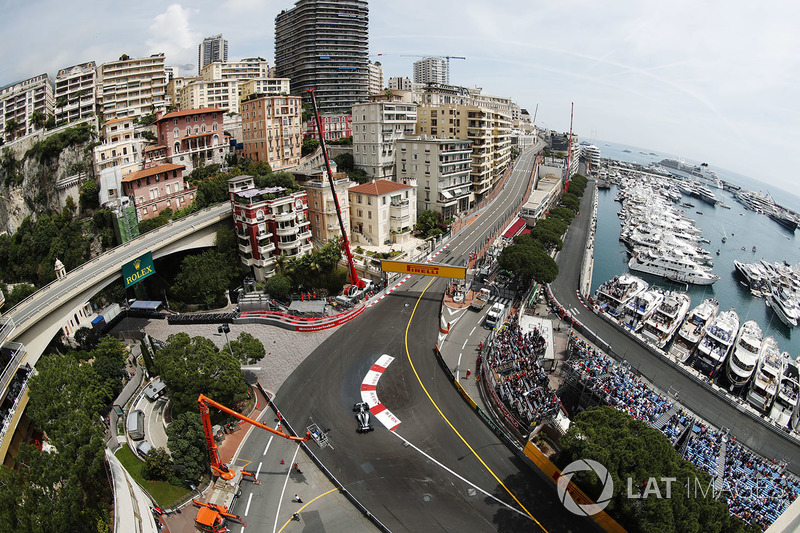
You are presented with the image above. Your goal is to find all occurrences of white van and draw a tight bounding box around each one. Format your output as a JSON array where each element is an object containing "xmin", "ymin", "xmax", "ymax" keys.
[
  {"xmin": 484, "ymin": 303, "xmax": 505, "ymax": 329},
  {"xmin": 136, "ymin": 440, "xmax": 153, "ymax": 457},
  {"xmin": 127, "ymin": 409, "xmax": 145, "ymax": 440}
]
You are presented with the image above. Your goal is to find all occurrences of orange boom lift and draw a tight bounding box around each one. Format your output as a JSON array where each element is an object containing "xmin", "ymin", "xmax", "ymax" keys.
[{"xmin": 193, "ymin": 394, "xmax": 310, "ymax": 532}]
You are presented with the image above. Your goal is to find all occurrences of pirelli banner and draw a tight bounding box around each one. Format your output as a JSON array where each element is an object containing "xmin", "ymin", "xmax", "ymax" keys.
[
  {"xmin": 122, "ymin": 252, "xmax": 156, "ymax": 288},
  {"xmin": 381, "ymin": 260, "xmax": 466, "ymax": 280}
]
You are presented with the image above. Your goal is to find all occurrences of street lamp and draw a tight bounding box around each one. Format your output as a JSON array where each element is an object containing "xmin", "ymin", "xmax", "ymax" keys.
[{"xmin": 218, "ymin": 324, "xmax": 234, "ymax": 357}]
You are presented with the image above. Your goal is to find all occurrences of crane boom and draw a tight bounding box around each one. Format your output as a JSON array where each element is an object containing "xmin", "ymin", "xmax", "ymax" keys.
[{"xmin": 307, "ymin": 88, "xmax": 364, "ymax": 289}]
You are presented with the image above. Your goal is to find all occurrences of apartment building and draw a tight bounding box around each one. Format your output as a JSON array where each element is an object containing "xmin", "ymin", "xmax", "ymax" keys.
[
  {"xmin": 151, "ymin": 108, "xmax": 229, "ymax": 174},
  {"xmin": 94, "ymin": 117, "xmax": 146, "ymax": 178},
  {"xmin": 227, "ymin": 175, "xmax": 312, "ymax": 281},
  {"xmin": 304, "ymin": 113, "xmax": 352, "ymax": 142},
  {"xmin": 274, "ymin": 0, "xmax": 369, "ymax": 113},
  {"xmin": 368, "ymin": 61, "xmax": 383, "ymax": 95},
  {"xmin": 121, "ymin": 163, "xmax": 194, "ymax": 220},
  {"xmin": 201, "ymin": 59, "xmax": 269, "ymax": 83},
  {"xmin": 54, "ymin": 62, "xmax": 96, "ymax": 125},
  {"xmin": 198, "ymin": 34, "xmax": 228, "ymax": 74},
  {"xmin": 388, "ymin": 77, "xmax": 412, "ymax": 91},
  {"xmin": 416, "ymin": 104, "xmax": 512, "ymax": 201},
  {"xmin": 180, "ymin": 79, "xmax": 239, "ymax": 113},
  {"xmin": 352, "ymin": 101, "xmax": 417, "ymax": 179},
  {"xmin": 96, "ymin": 54, "xmax": 167, "ymax": 123},
  {"xmin": 239, "ymin": 78, "xmax": 291, "ymax": 100},
  {"xmin": 240, "ymin": 95, "xmax": 303, "ymax": 170},
  {"xmin": 303, "ymin": 170, "xmax": 353, "ymax": 244},
  {"xmin": 396, "ymin": 137, "xmax": 472, "ymax": 219},
  {"xmin": 413, "ymin": 57, "xmax": 447, "ymax": 85},
  {"xmin": 166, "ymin": 76, "xmax": 200, "ymax": 109},
  {"xmin": 0, "ymin": 74, "xmax": 53, "ymax": 141},
  {"xmin": 348, "ymin": 179, "xmax": 416, "ymax": 247}
]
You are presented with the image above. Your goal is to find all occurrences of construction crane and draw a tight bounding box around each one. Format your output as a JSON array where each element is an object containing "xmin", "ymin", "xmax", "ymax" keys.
[
  {"xmin": 307, "ymin": 88, "xmax": 367, "ymax": 293},
  {"xmin": 400, "ymin": 54, "xmax": 466, "ymax": 84},
  {"xmin": 193, "ymin": 394, "xmax": 310, "ymax": 533}
]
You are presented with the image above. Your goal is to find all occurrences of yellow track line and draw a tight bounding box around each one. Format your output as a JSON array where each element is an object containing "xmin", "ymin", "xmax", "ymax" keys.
[
  {"xmin": 277, "ymin": 487, "xmax": 339, "ymax": 532},
  {"xmin": 405, "ymin": 277, "xmax": 549, "ymax": 533}
]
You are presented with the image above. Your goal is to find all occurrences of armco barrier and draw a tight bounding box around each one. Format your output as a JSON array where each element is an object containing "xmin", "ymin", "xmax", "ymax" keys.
[
  {"xmin": 234, "ymin": 304, "xmax": 365, "ymax": 332},
  {"xmin": 255, "ymin": 381, "xmax": 391, "ymax": 533}
]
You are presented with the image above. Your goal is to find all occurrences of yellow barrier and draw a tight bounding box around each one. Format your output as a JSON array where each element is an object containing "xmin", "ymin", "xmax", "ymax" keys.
[{"xmin": 381, "ymin": 260, "xmax": 466, "ymax": 279}]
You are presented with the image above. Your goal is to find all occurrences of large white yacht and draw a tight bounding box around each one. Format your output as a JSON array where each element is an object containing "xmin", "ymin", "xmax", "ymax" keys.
[
  {"xmin": 622, "ymin": 287, "xmax": 665, "ymax": 330},
  {"xmin": 640, "ymin": 291, "xmax": 691, "ymax": 349},
  {"xmin": 747, "ymin": 337, "xmax": 786, "ymax": 413},
  {"xmin": 628, "ymin": 247, "xmax": 719, "ymax": 286},
  {"xmin": 693, "ymin": 309, "xmax": 740, "ymax": 378},
  {"xmin": 768, "ymin": 286, "xmax": 800, "ymax": 328},
  {"xmin": 669, "ymin": 298, "xmax": 719, "ymax": 363},
  {"xmin": 594, "ymin": 274, "xmax": 648, "ymax": 317},
  {"xmin": 769, "ymin": 358, "xmax": 800, "ymax": 429},
  {"xmin": 725, "ymin": 320, "xmax": 763, "ymax": 389}
]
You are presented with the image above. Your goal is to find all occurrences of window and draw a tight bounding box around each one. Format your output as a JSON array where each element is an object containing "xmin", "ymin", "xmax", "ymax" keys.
[
  {"xmin": 173, "ymin": 118, "xmax": 178, "ymax": 125},
  {"xmin": 367, "ymin": 197, "xmax": 372, "ymax": 205},
  {"xmin": 382, "ymin": 197, "xmax": 386, "ymax": 205},
  {"xmin": 368, "ymin": 211, "xmax": 372, "ymax": 220}
]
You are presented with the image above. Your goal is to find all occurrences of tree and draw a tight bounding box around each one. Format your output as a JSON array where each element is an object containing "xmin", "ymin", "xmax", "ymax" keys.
[
  {"xmin": 90, "ymin": 336, "xmax": 128, "ymax": 398},
  {"xmin": 498, "ymin": 234, "xmax": 559, "ymax": 284},
  {"xmin": 167, "ymin": 412, "xmax": 208, "ymax": 483},
  {"xmin": 154, "ymin": 333, "xmax": 248, "ymax": 415},
  {"xmin": 301, "ymin": 138, "xmax": 319, "ymax": 157},
  {"xmin": 4, "ymin": 119, "xmax": 20, "ymax": 140},
  {"xmin": 214, "ymin": 225, "xmax": 238, "ymax": 262},
  {"xmin": 333, "ymin": 152, "xmax": 354, "ymax": 172},
  {"xmin": 31, "ymin": 110, "xmax": 47, "ymax": 130},
  {"xmin": 415, "ymin": 210, "xmax": 443, "ymax": 239},
  {"xmin": 228, "ymin": 332, "xmax": 266, "ymax": 365},
  {"xmin": 79, "ymin": 180, "xmax": 100, "ymax": 211},
  {"xmin": 74, "ymin": 326, "xmax": 100, "ymax": 351},
  {"xmin": 141, "ymin": 448, "xmax": 174, "ymax": 481},
  {"xmin": 1, "ymin": 282, "xmax": 37, "ymax": 308},
  {"xmin": 172, "ymin": 250, "xmax": 237, "ymax": 308},
  {"xmin": 140, "ymin": 130, "xmax": 157, "ymax": 141},
  {"xmin": 559, "ymin": 407, "xmax": 757, "ymax": 533},
  {"xmin": 119, "ymin": 54, "xmax": 131, "ymax": 61},
  {"xmin": 561, "ymin": 192, "xmax": 580, "ymax": 212},
  {"xmin": 548, "ymin": 207, "xmax": 575, "ymax": 225},
  {"xmin": 264, "ymin": 273, "xmax": 291, "ymax": 300}
]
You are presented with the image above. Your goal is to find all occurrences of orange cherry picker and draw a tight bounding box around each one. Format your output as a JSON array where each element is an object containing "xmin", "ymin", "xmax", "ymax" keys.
[{"xmin": 193, "ymin": 394, "xmax": 310, "ymax": 532}]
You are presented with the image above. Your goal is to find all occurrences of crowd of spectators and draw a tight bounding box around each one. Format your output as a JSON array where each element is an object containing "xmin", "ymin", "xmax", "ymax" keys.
[
  {"xmin": 566, "ymin": 332, "xmax": 800, "ymax": 529},
  {"xmin": 565, "ymin": 333, "xmax": 672, "ymax": 424},
  {"xmin": 487, "ymin": 317, "xmax": 558, "ymax": 426}
]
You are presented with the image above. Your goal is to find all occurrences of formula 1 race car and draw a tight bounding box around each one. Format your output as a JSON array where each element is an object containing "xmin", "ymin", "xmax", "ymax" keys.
[{"xmin": 353, "ymin": 402, "xmax": 374, "ymax": 433}]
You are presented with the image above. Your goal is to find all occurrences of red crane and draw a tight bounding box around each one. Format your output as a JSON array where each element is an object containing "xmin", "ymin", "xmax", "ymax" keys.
[{"xmin": 307, "ymin": 88, "xmax": 365, "ymax": 290}]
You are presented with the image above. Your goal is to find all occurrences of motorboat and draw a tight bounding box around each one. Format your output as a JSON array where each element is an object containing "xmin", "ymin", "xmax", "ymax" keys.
[
  {"xmin": 669, "ymin": 298, "xmax": 719, "ymax": 363},
  {"xmin": 594, "ymin": 274, "xmax": 648, "ymax": 317},
  {"xmin": 768, "ymin": 286, "xmax": 800, "ymax": 328},
  {"xmin": 628, "ymin": 247, "xmax": 719, "ymax": 286},
  {"xmin": 694, "ymin": 309, "xmax": 739, "ymax": 378},
  {"xmin": 622, "ymin": 287, "xmax": 665, "ymax": 330},
  {"xmin": 769, "ymin": 358, "xmax": 799, "ymax": 429},
  {"xmin": 725, "ymin": 320, "xmax": 763, "ymax": 389},
  {"xmin": 640, "ymin": 291, "xmax": 691, "ymax": 349},
  {"xmin": 747, "ymin": 337, "xmax": 786, "ymax": 413}
]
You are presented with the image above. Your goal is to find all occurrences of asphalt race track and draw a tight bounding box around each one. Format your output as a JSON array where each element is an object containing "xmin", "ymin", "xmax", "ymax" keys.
[{"xmin": 237, "ymin": 146, "xmax": 599, "ymax": 532}]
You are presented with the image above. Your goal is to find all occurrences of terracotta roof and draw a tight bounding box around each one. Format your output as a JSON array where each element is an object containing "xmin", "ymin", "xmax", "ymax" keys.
[
  {"xmin": 143, "ymin": 144, "xmax": 166, "ymax": 152},
  {"xmin": 122, "ymin": 163, "xmax": 185, "ymax": 183},
  {"xmin": 101, "ymin": 117, "xmax": 132, "ymax": 127},
  {"xmin": 156, "ymin": 107, "xmax": 227, "ymax": 122},
  {"xmin": 348, "ymin": 179, "xmax": 411, "ymax": 196},
  {"xmin": 183, "ymin": 131, "xmax": 218, "ymax": 141}
]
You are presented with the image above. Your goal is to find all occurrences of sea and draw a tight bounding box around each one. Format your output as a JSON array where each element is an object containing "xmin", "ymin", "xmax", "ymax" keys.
[{"xmin": 588, "ymin": 139, "xmax": 800, "ymax": 358}]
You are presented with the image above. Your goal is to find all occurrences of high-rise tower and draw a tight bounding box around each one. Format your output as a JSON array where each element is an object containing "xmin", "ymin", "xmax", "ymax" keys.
[
  {"xmin": 198, "ymin": 34, "xmax": 228, "ymax": 74},
  {"xmin": 274, "ymin": 0, "xmax": 369, "ymax": 113}
]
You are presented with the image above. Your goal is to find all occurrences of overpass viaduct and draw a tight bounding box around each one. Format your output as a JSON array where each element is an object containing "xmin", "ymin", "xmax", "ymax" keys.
[{"xmin": 0, "ymin": 203, "xmax": 232, "ymax": 462}]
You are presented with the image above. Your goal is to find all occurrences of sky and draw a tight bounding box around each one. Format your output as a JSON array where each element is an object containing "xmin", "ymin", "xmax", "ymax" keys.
[{"xmin": 2, "ymin": 1, "xmax": 798, "ymax": 194}]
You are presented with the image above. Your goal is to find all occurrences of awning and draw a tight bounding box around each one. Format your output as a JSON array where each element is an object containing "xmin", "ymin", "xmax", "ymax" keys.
[
  {"xmin": 441, "ymin": 189, "xmax": 453, "ymax": 200},
  {"xmin": 129, "ymin": 300, "xmax": 162, "ymax": 311},
  {"xmin": 502, "ymin": 218, "xmax": 527, "ymax": 239}
]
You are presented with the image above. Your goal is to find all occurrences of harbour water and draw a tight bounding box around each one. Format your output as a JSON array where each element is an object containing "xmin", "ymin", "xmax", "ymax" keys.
[{"xmin": 589, "ymin": 141, "xmax": 800, "ymax": 357}]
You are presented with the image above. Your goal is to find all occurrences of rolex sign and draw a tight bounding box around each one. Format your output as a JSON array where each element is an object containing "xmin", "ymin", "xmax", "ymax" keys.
[{"xmin": 122, "ymin": 252, "xmax": 156, "ymax": 288}]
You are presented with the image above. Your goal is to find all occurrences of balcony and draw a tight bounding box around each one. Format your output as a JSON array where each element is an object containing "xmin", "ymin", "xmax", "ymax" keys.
[
  {"xmin": 276, "ymin": 225, "xmax": 299, "ymax": 237},
  {"xmin": 238, "ymin": 242, "xmax": 252, "ymax": 254},
  {"xmin": 277, "ymin": 238, "xmax": 300, "ymax": 250},
  {"xmin": 274, "ymin": 211, "xmax": 294, "ymax": 222},
  {"xmin": 298, "ymin": 230, "xmax": 312, "ymax": 240},
  {"xmin": 258, "ymin": 241, "xmax": 276, "ymax": 255},
  {"xmin": 300, "ymin": 242, "xmax": 313, "ymax": 254}
]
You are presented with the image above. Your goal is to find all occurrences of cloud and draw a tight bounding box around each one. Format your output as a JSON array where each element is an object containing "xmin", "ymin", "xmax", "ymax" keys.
[{"xmin": 146, "ymin": 4, "xmax": 200, "ymax": 67}]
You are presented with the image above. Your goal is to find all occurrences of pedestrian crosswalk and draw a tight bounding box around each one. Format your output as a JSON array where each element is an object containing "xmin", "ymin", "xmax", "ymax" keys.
[{"xmin": 488, "ymin": 296, "xmax": 512, "ymax": 306}]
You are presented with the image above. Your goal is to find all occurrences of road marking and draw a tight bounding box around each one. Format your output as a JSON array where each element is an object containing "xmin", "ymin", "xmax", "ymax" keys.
[
  {"xmin": 390, "ymin": 431, "xmax": 529, "ymax": 519},
  {"xmin": 457, "ymin": 352, "xmax": 462, "ymax": 366},
  {"xmin": 404, "ymin": 278, "xmax": 546, "ymax": 531},
  {"xmin": 470, "ymin": 326, "xmax": 476, "ymax": 336},
  {"xmin": 257, "ymin": 461, "xmax": 262, "ymax": 473},
  {"xmin": 272, "ymin": 445, "xmax": 301, "ymax": 533},
  {"xmin": 244, "ymin": 492, "xmax": 253, "ymax": 516},
  {"xmin": 462, "ymin": 339, "xmax": 468, "ymax": 349},
  {"xmin": 360, "ymin": 354, "xmax": 401, "ymax": 430},
  {"xmin": 276, "ymin": 488, "xmax": 338, "ymax": 533},
  {"xmin": 263, "ymin": 435, "xmax": 274, "ymax": 456}
]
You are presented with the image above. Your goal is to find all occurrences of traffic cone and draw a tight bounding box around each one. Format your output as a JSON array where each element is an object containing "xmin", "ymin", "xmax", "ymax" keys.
[{"xmin": 280, "ymin": 459, "xmax": 285, "ymax": 465}]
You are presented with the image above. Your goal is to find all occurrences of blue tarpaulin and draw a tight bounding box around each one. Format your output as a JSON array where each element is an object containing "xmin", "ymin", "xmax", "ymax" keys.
[
  {"xmin": 91, "ymin": 316, "xmax": 104, "ymax": 325},
  {"xmin": 130, "ymin": 300, "xmax": 162, "ymax": 311}
]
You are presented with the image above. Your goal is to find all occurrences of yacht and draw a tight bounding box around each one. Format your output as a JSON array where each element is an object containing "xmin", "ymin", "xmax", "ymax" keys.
[
  {"xmin": 747, "ymin": 337, "xmax": 786, "ymax": 413},
  {"xmin": 769, "ymin": 359, "xmax": 799, "ymax": 429},
  {"xmin": 669, "ymin": 298, "xmax": 719, "ymax": 363},
  {"xmin": 768, "ymin": 286, "xmax": 800, "ymax": 328},
  {"xmin": 725, "ymin": 320, "xmax": 763, "ymax": 389},
  {"xmin": 640, "ymin": 291, "xmax": 691, "ymax": 349},
  {"xmin": 693, "ymin": 309, "xmax": 739, "ymax": 378},
  {"xmin": 628, "ymin": 248, "xmax": 719, "ymax": 286},
  {"xmin": 622, "ymin": 287, "xmax": 665, "ymax": 330},
  {"xmin": 594, "ymin": 274, "xmax": 648, "ymax": 317}
]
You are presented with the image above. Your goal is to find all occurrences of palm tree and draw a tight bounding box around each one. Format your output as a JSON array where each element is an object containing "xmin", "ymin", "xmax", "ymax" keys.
[
  {"xmin": 4, "ymin": 119, "xmax": 20, "ymax": 141},
  {"xmin": 31, "ymin": 111, "xmax": 46, "ymax": 131}
]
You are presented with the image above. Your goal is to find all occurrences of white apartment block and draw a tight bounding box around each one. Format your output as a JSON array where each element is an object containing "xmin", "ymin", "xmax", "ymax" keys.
[
  {"xmin": 239, "ymin": 78, "xmax": 292, "ymax": 100},
  {"xmin": 201, "ymin": 59, "xmax": 269, "ymax": 83},
  {"xmin": 166, "ymin": 76, "xmax": 201, "ymax": 109},
  {"xmin": 94, "ymin": 117, "xmax": 146, "ymax": 178},
  {"xmin": 180, "ymin": 79, "xmax": 239, "ymax": 114},
  {"xmin": 388, "ymin": 77, "xmax": 412, "ymax": 91},
  {"xmin": 352, "ymin": 101, "xmax": 417, "ymax": 180},
  {"xmin": 0, "ymin": 73, "xmax": 54, "ymax": 141},
  {"xmin": 348, "ymin": 179, "xmax": 416, "ymax": 247},
  {"xmin": 413, "ymin": 57, "xmax": 447, "ymax": 85},
  {"xmin": 96, "ymin": 54, "xmax": 167, "ymax": 123},
  {"xmin": 368, "ymin": 61, "xmax": 384, "ymax": 95},
  {"xmin": 416, "ymin": 104, "xmax": 512, "ymax": 201},
  {"xmin": 396, "ymin": 137, "xmax": 472, "ymax": 219},
  {"xmin": 54, "ymin": 62, "xmax": 96, "ymax": 125}
]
